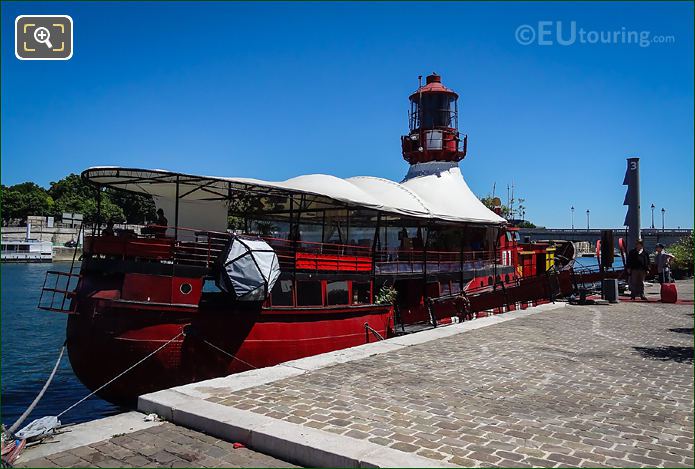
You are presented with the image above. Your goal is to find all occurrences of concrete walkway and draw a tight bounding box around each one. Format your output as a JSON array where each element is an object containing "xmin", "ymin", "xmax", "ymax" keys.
[
  {"xmin": 138, "ymin": 279, "xmax": 694, "ymax": 468},
  {"xmin": 17, "ymin": 414, "xmax": 296, "ymax": 468}
]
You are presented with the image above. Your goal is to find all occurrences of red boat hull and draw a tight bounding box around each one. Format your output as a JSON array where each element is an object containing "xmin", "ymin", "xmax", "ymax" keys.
[{"xmin": 66, "ymin": 299, "xmax": 393, "ymax": 404}]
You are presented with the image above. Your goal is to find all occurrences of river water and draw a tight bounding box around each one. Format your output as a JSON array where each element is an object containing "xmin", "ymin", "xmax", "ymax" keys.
[{"xmin": 1, "ymin": 263, "xmax": 119, "ymax": 429}]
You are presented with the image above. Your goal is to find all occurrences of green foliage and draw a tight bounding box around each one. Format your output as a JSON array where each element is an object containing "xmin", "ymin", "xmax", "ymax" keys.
[
  {"xmin": 479, "ymin": 195, "xmax": 511, "ymax": 218},
  {"xmin": 375, "ymin": 285, "xmax": 397, "ymax": 305},
  {"xmin": 479, "ymin": 192, "xmax": 535, "ymax": 227},
  {"xmin": 668, "ymin": 231, "xmax": 694, "ymax": 271},
  {"xmin": 227, "ymin": 216, "xmax": 246, "ymax": 231},
  {"xmin": 0, "ymin": 182, "xmax": 54, "ymax": 223},
  {"xmin": 516, "ymin": 220, "xmax": 537, "ymax": 228},
  {"xmin": 1, "ymin": 173, "xmax": 157, "ymax": 225},
  {"xmin": 108, "ymin": 189, "xmax": 156, "ymax": 224},
  {"xmin": 49, "ymin": 174, "xmax": 125, "ymax": 223}
]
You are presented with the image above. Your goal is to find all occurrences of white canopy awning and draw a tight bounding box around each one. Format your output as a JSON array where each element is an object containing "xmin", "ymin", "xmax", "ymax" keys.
[{"xmin": 82, "ymin": 162, "xmax": 506, "ymax": 225}]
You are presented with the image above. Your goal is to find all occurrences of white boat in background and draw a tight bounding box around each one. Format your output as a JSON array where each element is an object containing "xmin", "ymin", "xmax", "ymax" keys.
[
  {"xmin": 1, "ymin": 223, "xmax": 53, "ymax": 263},
  {"xmin": 1, "ymin": 239, "xmax": 53, "ymax": 262}
]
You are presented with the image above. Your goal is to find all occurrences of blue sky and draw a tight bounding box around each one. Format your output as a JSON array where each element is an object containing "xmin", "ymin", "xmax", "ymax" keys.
[{"xmin": 2, "ymin": 1, "xmax": 693, "ymax": 228}]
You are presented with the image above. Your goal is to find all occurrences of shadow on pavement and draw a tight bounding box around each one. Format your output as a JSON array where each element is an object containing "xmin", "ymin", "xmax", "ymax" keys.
[
  {"xmin": 669, "ymin": 327, "xmax": 694, "ymax": 335},
  {"xmin": 633, "ymin": 346, "xmax": 694, "ymax": 364}
]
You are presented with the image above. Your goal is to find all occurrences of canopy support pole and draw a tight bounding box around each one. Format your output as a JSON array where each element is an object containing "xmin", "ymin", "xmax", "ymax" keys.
[
  {"xmin": 371, "ymin": 212, "xmax": 382, "ymax": 280},
  {"xmin": 460, "ymin": 234, "xmax": 464, "ymax": 288},
  {"xmin": 94, "ymin": 187, "xmax": 102, "ymax": 236},
  {"xmin": 174, "ymin": 175, "xmax": 180, "ymax": 240},
  {"xmin": 289, "ymin": 196, "xmax": 296, "ymax": 288}
]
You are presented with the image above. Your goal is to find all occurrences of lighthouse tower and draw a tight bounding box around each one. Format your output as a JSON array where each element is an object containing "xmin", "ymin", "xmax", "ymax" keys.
[
  {"xmin": 397, "ymin": 73, "xmax": 502, "ymax": 223},
  {"xmin": 401, "ymin": 73, "xmax": 467, "ymax": 164}
]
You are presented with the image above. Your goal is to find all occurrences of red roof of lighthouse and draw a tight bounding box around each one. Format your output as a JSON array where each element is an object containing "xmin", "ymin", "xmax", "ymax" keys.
[{"xmin": 409, "ymin": 73, "xmax": 458, "ymax": 100}]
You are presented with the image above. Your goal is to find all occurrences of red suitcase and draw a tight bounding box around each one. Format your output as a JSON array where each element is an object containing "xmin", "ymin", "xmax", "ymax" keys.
[{"xmin": 660, "ymin": 283, "xmax": 678, "ymax": 303}]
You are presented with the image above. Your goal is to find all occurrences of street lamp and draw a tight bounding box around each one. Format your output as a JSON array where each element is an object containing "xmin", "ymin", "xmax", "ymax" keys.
[
  {"xmin": 661, "ymin": 208, "xmax": 665, "ymax": 231},
  {"xmin": 586, "ymin": 209, "xmax": 590, "ymax": 231},
  {"xmin": 571, "ymin": 206, "xmax": 575, "ymax": 230},
  {"xmin": 650, "ymin": 203, "xmax": 655, "ymax": 229}
]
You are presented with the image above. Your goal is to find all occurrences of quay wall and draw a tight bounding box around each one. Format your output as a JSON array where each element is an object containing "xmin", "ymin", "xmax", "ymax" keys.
[{"xmin": 2, "ymin": 226, "xmax": 79, "ymax": 246}]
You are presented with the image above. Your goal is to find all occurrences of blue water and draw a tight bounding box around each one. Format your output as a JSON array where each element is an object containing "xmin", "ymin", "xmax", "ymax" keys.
[
  {"xmin": 1, "ymin": 263, "xmax": 119, "ymax": 429},
  {"xmin": 573, "ymin": 256, "xmax": 624, "ymax": 271}
]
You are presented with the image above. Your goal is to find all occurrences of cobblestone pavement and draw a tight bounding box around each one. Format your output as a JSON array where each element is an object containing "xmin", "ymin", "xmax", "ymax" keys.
[
  {"xmin": 18, "ymin": 422, "xmax": 298, "ymax": 468},
  {"xmin": 213, "ymin": 280, "xmax": 694, "ymax": 467}
]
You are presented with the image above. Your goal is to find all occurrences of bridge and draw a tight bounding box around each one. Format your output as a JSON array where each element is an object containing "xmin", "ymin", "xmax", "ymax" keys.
[{"xmin": 519, "ymin": 228, "xmax": 691, "ymax": 251}]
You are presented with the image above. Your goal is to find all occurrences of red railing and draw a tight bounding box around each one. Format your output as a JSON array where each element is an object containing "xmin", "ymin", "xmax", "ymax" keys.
[
  {"xmin": 84, "ymin": 226, "xmax": 231, "ymax": 269},
  {"xmin": 84, "ymin": 227, "xmax": 498, "ymax": 275}
]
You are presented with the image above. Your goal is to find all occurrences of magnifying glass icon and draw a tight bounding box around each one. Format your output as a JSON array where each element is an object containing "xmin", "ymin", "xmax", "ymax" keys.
[{"xmin": 33, "ymin": 27, "xmax": 53, "ymax": 49}]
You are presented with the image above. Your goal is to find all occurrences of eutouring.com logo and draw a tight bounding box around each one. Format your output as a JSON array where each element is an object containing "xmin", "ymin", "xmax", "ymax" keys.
[{"xmin": 515, "ymin": 21, "xmax": 675, "ymax": 48}]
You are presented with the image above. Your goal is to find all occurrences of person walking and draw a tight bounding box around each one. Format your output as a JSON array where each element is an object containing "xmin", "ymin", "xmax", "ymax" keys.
[
  {"xmin": 626, "ymin": 239, "xmax": 650, "ymax": 301},
  {"xmin": 654, "ymin": 243, "xmax": 675, "ymax": 284}
]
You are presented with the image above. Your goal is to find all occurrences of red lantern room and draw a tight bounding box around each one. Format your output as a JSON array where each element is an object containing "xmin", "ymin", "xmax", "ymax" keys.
[{"xmin": 401, "ymin": 73, "xmax": 467, "ymax": 164}]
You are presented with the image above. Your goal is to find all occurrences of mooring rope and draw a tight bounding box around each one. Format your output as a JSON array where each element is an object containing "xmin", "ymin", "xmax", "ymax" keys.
[
  {"xmin": 7, "ymin": 346, "xmax": 65, "ymax": 435},
  {"xmin": 57, "ymin": 331, "xmax": 184, "ymax": 418},
  {"xmin": 364, "ymin": 322, "xmax": 385, "ymax": 341},
  {"xmin": 202, "ymin": 339, "xmax": 258, "ymax": 370}
]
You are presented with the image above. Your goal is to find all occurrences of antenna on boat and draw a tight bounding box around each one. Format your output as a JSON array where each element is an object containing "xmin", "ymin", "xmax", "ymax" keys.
[{"xmin": 417, "ymin": 75, "xmax": 422, "ymax": 132}]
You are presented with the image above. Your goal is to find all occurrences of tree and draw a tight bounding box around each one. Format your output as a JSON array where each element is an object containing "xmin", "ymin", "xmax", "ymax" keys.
[
  {"xmin": 107, "ymin": 189, "xmax": 156, "ymax": 224},
  {"xmin": 668, "ymin": 231, "xmax": 694, "ymax": 276},
  {"xmin": 516, "ymin": 220, "xmax": 537, "ymax": 228},
  {"xmin": 479, "ymin": 195, "xmax": 511, "ymax": 218},
  {"xmin": 480, "ymin": 190, "xmax": 537, "ymax": 227},
  {"xmin": 0, "ymin": 182, "xmax": 54, "ymax": 223},
  {"xmin": 49, "ymin": 174, "xmax": 125, "ymax": 223}
]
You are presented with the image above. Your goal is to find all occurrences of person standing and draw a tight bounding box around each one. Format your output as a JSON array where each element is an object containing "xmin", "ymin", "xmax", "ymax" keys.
[
  {"xmin": 626, "ymin": 239, "xmax": 650, "ymax": 300},
  {"xmin": 654, "ymin": 243, "xmax": 675, "ymax": 284}
]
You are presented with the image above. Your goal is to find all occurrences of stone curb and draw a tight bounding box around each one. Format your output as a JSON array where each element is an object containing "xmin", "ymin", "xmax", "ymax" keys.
[
  {"xmin": 138, "ymin": 388, "xmax": 455, "ymax": 468},
  {"xmin": 138, "ymin": 302, "xmax": 566, "ymax": 467}
]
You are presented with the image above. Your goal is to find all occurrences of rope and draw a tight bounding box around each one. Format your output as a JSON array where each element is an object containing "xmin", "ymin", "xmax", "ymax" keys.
[
  {"xmin": 8, "ymin": 346, "xmax": 65, "ymax": 434},
  {"xmin": 202, "ymin": 339, "xmax": 258, "ymax": 369},
  {"xmin": 364, "ymin": 323, "xmax": 385, "ymax": 341},
  {"xmin": 57, "ymin": 331, "xmax": 183, "ymax": 418}
]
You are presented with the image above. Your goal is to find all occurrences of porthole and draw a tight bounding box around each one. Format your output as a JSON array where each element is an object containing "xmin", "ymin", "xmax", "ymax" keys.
[{"xmin": 180, "ymin": 283, "xmax": 193, "ymax": 295}]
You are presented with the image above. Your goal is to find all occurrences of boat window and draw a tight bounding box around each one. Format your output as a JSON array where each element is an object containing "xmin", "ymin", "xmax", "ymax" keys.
[
  {"xmin": 415, "ymin": 94, "xmax": 456, "ymax": 128},
  {"xmin": 440, "ymin": 281, "xmax": 451, "ymax": 296},
  {"xmin": 326, "ymin": 280, "xmax": 349, "ymax": 305},
  {"xmin": 202, "ymin": 279, "xmax": 221, "ymax": 293},
  {"xmin": 297, "ymin": 211, "xmax": 323, "ymax": 251},
  {"xmin": 297, "ymin": 281, "xmax": 322, "ymax": 306},
  {"xmin": 18, "ymin": 245, "xmax": 30, "ymax": 252},
  {"xmin": 271, "ymin": 279, "xmax": 294, "ymax": 306},
  {"xmin": 451, "ymin": 281, "xmax": 462, "ymax": 294},
  {"xmin": 323, "ymin": 209, "xmax": 348, "ymax": 247},
  {"xmin": 352, "ymin": 282, "xmax": 371, "ymax": 304}
]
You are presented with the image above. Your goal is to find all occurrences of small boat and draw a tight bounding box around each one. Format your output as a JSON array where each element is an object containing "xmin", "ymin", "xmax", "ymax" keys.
[{"xmin": 1, "ymin": 238, "xmax": 53, "ymax": 263}]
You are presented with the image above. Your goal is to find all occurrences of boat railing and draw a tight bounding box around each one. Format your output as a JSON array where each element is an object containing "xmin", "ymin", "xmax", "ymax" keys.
[
  {"xmin": 373, "ymin": 248, "xmax": 496, "ymax": 275},
  {"xmin": 38, "ymin": 270, "xmax": 82, "ymax": 313},
  {"xmin": 84, "ymin": 227, "xmax": 498, "ymax": 275},
  {"xmin": 84, "ymin": 225, "xmax": 232, "ymax": 269}
]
